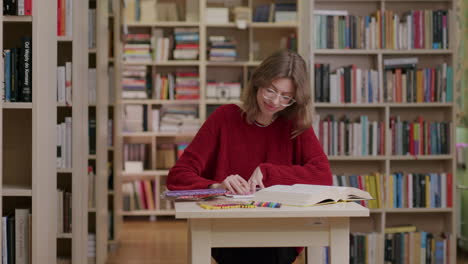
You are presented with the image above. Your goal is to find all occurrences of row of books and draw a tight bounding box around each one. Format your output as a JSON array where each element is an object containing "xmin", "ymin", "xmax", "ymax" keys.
[
  {"xmin": 2, "ymin": 209, "xmax": 31, "ymax": 264},
  {"xmin": 386, "ymin": 172, "xmax": 453, "ymax": 209},
  {"xmin": 253, "ymin": 1, "xmax": 297, "ymax": 23},
  {"xmin": 122, "ymin": 180, "xmax": 174, "ymax": 211},
  {"xmin": 208, "ymin": 36, "xmax": 237, "ymax": 62},
  {"xmin": 57, "ymin": 0, "xmax": 72, "ymax": 37},
  {"xmin": 125, "ymin": 1, "xmax": 196, "ymax": 23},
  {"xmin": 312, "ymin": 115, "xmax": 385, "ymax": 156},
  {"xmin": 314, "ymin": 61, "xmax": 453, "ymax": 104},
  {"xmin": 122, "ymin": 180, "xmax": 156, "ymax": 211},
  {"xmin": 384, "ymin": 230, "xmax": 450, "ymax": 263},
  {"xmin": 333, "ymin": 173, "xmax": 382, "ymax": 209},
  {"xmin": 383, "ymin": 59, "xmax": 453, "ymax": 103},
  {"xmin": 3, "ymin": 0, "xmax": 32, "ymax": 15},
  {"xmin": 57, "ymin": 117, "xmax": 72, "ymax": 169},
  {"xmin": 314, "ymin": 64, "xmax": 380, "ymax": 103},
  {"xmin": 350, "ymin": 233, "xmax": 379, "ymax": 264},
  {"xmin": 57, "ymin": 189, "xmax": 72, "ymax": 234},
  {"xmin": 156, "ymin": 143, "xmax": 187, "ymax": 170},
  {"xmin": 3, "ymin": 37, "xmax": 32, "ymax": 102},
  {"xmin": 314, "ymin": 9, "xmax": 449, "ymax": 50},
  {"xmin": 123, "ymin": 143, "xmax": 150, "ymax": 172},
  {"xmin": 87, "ymin": 234, "xmax": 96, "ymax": 264},
  {"xmin": 389, "ymin": 116, "xmax": 450, "ymax": 155},
  {"xmin": 158, "ymin": 106, "xmax": 200, "ymax": 133},
  {"xmin": 88, "ymin": 68, "xmax": 97, "ymax": 104},
  {"xmin": 57, "ymin": 62, "xmax": 72, "ymax": 105},
  {"xmin": 153, "ymin": 72, "xmax": 200, "ymax": 100}
]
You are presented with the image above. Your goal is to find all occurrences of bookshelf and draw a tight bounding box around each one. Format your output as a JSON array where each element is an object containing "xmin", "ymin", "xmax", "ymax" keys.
[
  {"xmin": 56, "ymin": 0, "xmax": 89, "ymax": 263},
  {"xmin": 310, "ymin": 0, "xmax": 457, "ymax": 262},
  {"xmin": 88, "ymin": 0, "xmax": 111, "ymax": 263},
  {"xmin": 112, "ymin": 0, "xmax": 305, "ymax": 239},
  {"xmin": 0, "ymin": 1, "xmax": 57, "ymax": 263}
]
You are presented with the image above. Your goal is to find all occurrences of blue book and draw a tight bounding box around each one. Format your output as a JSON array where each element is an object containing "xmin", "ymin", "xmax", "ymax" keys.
[
  {"xmin": 421, "ymin": 232, "xmax": 427, "ymax": 261},
  {"xmin": 4, "ymin": 50, "xmax": 11, "ymax": 101},
  {"xmin": 446, "ymin": 66, "xmax": 453, "ymax": 102},
  {"xmin": 434, "ymin": 238, "xmax": 445, "ymax": 263},
  {"xmin": 393, "ymin": 174, "xmax": 397, "ymax": 208}
]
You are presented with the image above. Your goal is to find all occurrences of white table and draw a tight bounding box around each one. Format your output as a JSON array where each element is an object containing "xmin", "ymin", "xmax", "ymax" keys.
[{"xmin": 175, "ymin": 201, "xmax": 369, "ymax": 264}]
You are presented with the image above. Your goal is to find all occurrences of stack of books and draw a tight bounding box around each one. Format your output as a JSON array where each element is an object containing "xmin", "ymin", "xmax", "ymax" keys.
[
  {"xmin": 122, "ymin": 65, "xmax": 149, "ymax": 99},
  {"xmin": 124, "ymin": 33, "xmax": 152, "ymax": 63},
  {"xmin": 87, "ymin": 234, "xmax": 96, "ymax": 264},
  {"xmin": 123, "ymin": 105, "xmax": 146, "ymax": 132},
  {"xmin": 208, "ymin": 36, "xmax": 237, "ymax": 61},
  {"xmin": 159, "ymin": 106, "xmax": 200, "ymax": 133},
  {"xmin": 173, "ymin": 28, "xmax": 199, "ymax": 60},
  {"xmin": 175, "ymin": 71, "xmax": 199, "ymax": 100}
]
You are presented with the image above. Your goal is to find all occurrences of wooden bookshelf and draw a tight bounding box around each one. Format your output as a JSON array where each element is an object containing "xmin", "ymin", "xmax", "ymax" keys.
[
  {"xmin": 54, "ymin": 0, "xmax": 90, "ymax": 263},
  {"xmin": 87, "ymin": 0, "xmax": 114, "ymax": 262},
  {"xmin": 1, "ymin": 0, "xmax": 60, "ymax": 263},
  {"xmin": 310, "ymin": 0, "xmax": 458, "ymax": 262}
]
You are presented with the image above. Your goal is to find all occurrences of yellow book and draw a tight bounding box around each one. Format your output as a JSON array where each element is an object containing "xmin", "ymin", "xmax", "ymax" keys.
[
  {"xmin": 376, "ymin": 11, "xmax": 381, "ymax": 48},
  {"xmin": 144, "ymin": 180, "xmax": 155, "ymax": 210},
  {"xmin": 364, "ymin": 175, "xmax": 372, "ymax": 208},
  {"xmin": 425, "ymin": 174, "xmax": 430, "ymax": 208},
  {"xmin": 388, "ymin": 175, "xmax": 394, "ymax": 208},
  {"xmin": 124, "ymin": 0, "xmax": 136, "ymax": 22},
  {"xmin": 385, "ymin": 225, "xmax": 417, "ymax": 233},
  {"xmin": 416, "ymin": 70, "xmax": 423, "ymax": 102},
  {"xmin": 374, "ymin": 173, "xmax": 382, "ymax": 208}
]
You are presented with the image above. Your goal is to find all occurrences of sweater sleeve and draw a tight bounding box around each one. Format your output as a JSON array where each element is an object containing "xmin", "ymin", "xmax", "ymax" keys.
[
  {"xmin": 259, "ymin": 127, "xmax": 332, "ymax": 187},
  {"xmin": 166, "ymin": 109, "xmax": 222, "ymax": 190}
]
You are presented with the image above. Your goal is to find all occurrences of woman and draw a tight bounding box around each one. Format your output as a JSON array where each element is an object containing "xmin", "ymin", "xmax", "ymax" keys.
[{"xmin": 167, "ymin": 50, "xmax": 332, "ymax": 264}]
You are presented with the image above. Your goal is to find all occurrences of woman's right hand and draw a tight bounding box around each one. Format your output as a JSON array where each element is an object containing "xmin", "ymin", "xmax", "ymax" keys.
[{"xmin": 210, "ymin": 174, "xmax": 250, "ymax": 195}]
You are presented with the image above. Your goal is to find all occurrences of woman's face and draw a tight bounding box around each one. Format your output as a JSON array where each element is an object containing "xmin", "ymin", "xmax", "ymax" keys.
[{"xmin": 256, "ymin": 78, "xmax": 295, "ymax": 118}]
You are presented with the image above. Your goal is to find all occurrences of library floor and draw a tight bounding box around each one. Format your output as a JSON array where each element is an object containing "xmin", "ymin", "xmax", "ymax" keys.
[{"xmin": 106, "ymin": 219, "xmax": 468, "ymax": 264}]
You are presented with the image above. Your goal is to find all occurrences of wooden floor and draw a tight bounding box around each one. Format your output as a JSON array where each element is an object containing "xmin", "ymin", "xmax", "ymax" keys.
[{"xmin": 107, "ymin": 219, "xmax": 468, "ymax": 264}]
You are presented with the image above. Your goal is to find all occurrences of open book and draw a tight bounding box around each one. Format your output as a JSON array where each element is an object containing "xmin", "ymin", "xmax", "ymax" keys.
[{"xmin": 252, "ymin": 184, "xmax": 373, "ymax": 206}]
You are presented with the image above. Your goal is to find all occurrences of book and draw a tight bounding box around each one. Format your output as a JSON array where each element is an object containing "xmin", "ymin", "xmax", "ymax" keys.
[
  {"xmin": 252, "ymin": 184, "xmax": 373, "ymax": 206},
  {"xmin": 162, "ymin": 188, "xmax": 227, "ymax": 201}
]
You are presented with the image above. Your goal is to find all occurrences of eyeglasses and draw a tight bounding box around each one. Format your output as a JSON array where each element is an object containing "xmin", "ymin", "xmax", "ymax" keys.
[{"xmin": 262, "ymin": 87, "xmax": 296, "ymax": 107}]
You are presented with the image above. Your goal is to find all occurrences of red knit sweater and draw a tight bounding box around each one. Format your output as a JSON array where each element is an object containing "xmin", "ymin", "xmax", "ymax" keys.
[{"xmin": 167, "ymin": 104, "xmax": 332, "ymax": 190}]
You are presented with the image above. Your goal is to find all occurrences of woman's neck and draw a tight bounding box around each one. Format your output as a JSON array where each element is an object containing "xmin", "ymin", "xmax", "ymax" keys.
[{"xmin": 255, "ymin": 114, "xmax": 275, "ymax": 126}]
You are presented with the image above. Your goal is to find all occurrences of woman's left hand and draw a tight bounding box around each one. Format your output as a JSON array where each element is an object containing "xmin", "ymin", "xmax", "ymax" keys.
[{"xmin": 248, "ymin": 166, "xmax": 265, "ymax": 193}]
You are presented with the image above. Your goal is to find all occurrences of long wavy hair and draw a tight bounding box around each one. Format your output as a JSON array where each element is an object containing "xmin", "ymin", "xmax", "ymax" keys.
[{"xmin": 240, "ymin": 50, "xmax": 312, "ymax": 138}]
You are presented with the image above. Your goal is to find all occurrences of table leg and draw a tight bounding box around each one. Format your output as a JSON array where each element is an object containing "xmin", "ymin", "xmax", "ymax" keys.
[
  {"xmin": 329, "ymin": 217, "xmax": 349, "ymax": 264},
  {"xmin": 188, "ymin": 219, "xmax": 211, "ymax": 264}
]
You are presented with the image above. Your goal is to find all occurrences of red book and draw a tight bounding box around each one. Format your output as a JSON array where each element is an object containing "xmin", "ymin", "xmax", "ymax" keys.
[
  {"xmin": 25, "ymin": 0, "xmax": 32, "ymax": 15},
  {"xmin": 57, "ymin": 0, "xmax": 62, "ymax": 36},
  {"xmin": 139, "ymin": 181, "xmax": 148, "ymax": 209},
  {"xmin": 176, "ymin": 72, "xmax": 199, "ymax": 77},
  {"xmin": 175, "ymin": 44, "xmax": 199, "ymax": 49},
  {"xmin": 357, "ymin": 176, "xmax": 365, "ymax": 206},
  {"xmin": 418, "ymin": 116, "xmax": 424, "ymax": 155},
  {"xmin": 447, "ymin": 173, "xmax": 452, "ymax": 207},
  {"xmin": 414, "ymin": 11, "xmax": 420, "ymax": 49}
]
